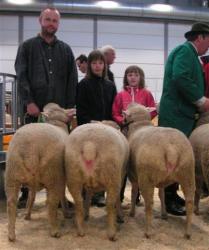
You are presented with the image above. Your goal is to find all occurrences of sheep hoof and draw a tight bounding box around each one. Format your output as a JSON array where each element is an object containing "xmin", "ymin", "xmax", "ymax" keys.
[
  {"xmin": 24, "ymin": 214, "xmax": 31, "ymax": 220},
  {"xmin": 161, "ymin": 213, "xmax": 168, "ymax": 220},
  {"xmin": 145, "ymin": 233, "xmax": 151, "ymax": 239},
  {"xmin": 184, "ymin": 234, "xmax": 191, "ymax": 240},
  {"xmin": 8, "ymin": 233, "xmax": 16, "ymax": 242},
  {"xmin": 50, "ymin": 230, "xmax": 61, "ymax": 238},
  {"xmin": 77, "ymin": 231, "xmax": 85, "ymax": 237},
  {"xmin": 108, "ymin": 233, "xmax": 117, "ymax": 241},
  {"xmin": 116, "ymin": 215, "xmax": 124, "ymax": 224}
]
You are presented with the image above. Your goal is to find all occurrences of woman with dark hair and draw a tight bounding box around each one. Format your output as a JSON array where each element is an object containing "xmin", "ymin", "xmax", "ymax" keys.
[
  {"xmin": 76, "ymin": 50, "xmax": 116, "ymax": 126},
  {"xmin": 76, "ymin": 49, "xmax": 117, "ymax": 207}
]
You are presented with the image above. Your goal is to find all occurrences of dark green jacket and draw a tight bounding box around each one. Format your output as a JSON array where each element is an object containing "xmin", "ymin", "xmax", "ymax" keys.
[{"xmin": 159, "ymin": 42, "xmax": 204, "ymax": 137}]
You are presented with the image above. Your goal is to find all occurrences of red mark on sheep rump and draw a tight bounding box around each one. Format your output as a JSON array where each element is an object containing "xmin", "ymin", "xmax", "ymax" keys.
[
  {"xmin": 166, "ymin": 162, "xmax": 176, "ymax": 174},
  {"xmin": 82, "ymin": 157, "xmax": 95, "ymax": 173}
]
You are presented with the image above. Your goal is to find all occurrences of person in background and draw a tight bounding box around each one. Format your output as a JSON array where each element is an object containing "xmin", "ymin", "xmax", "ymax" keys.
[
  {"xmin": 159, "ymin": 22, "xmax": 209, "ymax": 216},
  {"xmin": 112, "ymin": 65, "xmax": 157, "ymax": 205},
  {"xmin": 76, "ymin": 49, "xmax": 117, "ymax": 206},
  {"xmin": 201, "ymin": 54, "xmax": 209, "ymax": 97},
  {"xmin": 76, "ymin": 54, "xmax": 88, "ymax": 74},
  {"xmin": 15, "ymin": 7, "xmax": 78, "ymax": 208},
  {"xmin": 100, "ymin": 45, "xmax": 116, "ymax": 85}
]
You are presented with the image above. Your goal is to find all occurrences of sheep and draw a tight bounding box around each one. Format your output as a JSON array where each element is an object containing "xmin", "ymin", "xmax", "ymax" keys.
[
  {"xmin": 5, "ymin": 103, "xmax": 75, "ymax": 241},
  {"xmin": 123, "ymin": 104, "xmax": 195, "ymax": 239},
  {"xmin": 189, "ymin": 122, "xmax": 209, "ymax": 215},
  {"xmin": 64, "ymin": 122, "xmax": 129, "ymax": 241}
]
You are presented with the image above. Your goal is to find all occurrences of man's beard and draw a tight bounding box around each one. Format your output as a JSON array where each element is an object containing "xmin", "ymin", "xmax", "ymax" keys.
[{"xmin": 41, "ymin": 27, "xmax": 56, "ymax": 37}]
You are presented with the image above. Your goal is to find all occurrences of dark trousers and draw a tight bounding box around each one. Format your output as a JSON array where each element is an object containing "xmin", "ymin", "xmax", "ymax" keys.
[{"xmin": 164, "ymin": 183, "xmax": 179, "ymax": 204}]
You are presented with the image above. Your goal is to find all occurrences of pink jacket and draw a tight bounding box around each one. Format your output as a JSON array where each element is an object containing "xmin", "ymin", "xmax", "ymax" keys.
[{"xmin": 112, "ymin": 86, "xmax": 157, "ymax": 124}]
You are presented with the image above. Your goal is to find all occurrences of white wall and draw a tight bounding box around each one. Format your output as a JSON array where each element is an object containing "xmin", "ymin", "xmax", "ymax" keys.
[
  {"xmin": 0, "ymin": 13, "xmax": 194, "ymax": 102},
  {"xmin": 168, "ymin": 23, "xmax": 191, "ymax": 54},
  {"xmin": 0, "ymin": 15, "xmax": 18, "ymax": 74},
  {"xmin": 97, "ymin": 20, "xmax": 164, "ymax": 101}
]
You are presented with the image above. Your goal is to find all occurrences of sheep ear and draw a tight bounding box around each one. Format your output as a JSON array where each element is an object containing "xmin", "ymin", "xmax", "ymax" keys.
[
  {"xmin": 122, "ymin": 110, "xmax": 129, "ymax": 117},
  {"xmin": 146, "ymin": 107, "xmax": 156, "ymax": 112}
]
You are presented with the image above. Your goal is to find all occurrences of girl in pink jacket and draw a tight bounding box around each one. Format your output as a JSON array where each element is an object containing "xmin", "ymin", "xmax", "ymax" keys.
[
  {"xmin": 112, "ymin": 65, "xmax": 157, "ymax": 205},
  {"xmin": 112, "ymin": 65, "xmax": 157, "ymax": 125}
]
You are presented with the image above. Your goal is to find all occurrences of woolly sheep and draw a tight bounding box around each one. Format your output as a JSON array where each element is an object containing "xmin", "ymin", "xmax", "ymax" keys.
[
  {"xmin": 124, "ymin": 104, "xmax": 195, "ymax": 239},
  {"xmin": 65, "ymin": 122, "xmax": 129, "ymax": 241},
  {"xmin": 189, "ymin": 122, "xmax": 209, "ymax": 214},
  {"xmin": 5, "ymin": 103, "xmax": 74, "ymax": 241}
]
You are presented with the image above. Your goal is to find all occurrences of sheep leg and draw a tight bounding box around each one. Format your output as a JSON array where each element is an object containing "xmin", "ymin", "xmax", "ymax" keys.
[
  {"xmin": 24, "ymin": 188, "xmax": 36, "ymax": 220},
  {"xmin": 181, "ymin": 184, "xmax": 194, "ymax": 239},
  {"xmin": 83, "ymin": 189, "xmax": 92, "ymax": 221},
  {"xmin": 194, "ymin": 176, "xmax": 203, "ymax": 215},
  {"xmin": 6, "ymin": 184, "xmax": 20, "ymax": 241},
  {"xmin": 116, "ymin": 195, "xmax": 124, "ymax": 223},
  {"xmin": 59, "ymin": 184, "xmax": 72, "ymax": 219},
  {"xmin": 129, "ymin": 181, "xmax": 138, "ymax": 217},
  {"xmin": 141, "ymin": 186, "xmax": 154, "ymax": 239},
  {"xmin": 69, "ymin": 184, "xmax": 85, "ymax": 237},
  {"xmin": 158, "ymin": 187, "xmax": 167, "ymax": 220},
  {"xmin": 46, "ymin": 189, "xmax": 61, "ymax": 238},
  {"xmin": 106, "ymin": 187, "xmax": 118, "ymax": 241}
]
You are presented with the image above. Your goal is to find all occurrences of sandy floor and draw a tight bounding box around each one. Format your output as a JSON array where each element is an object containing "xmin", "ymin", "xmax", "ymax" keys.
[{"xmin": 0, "ymin": 184, "xmax": 209, "ymax": 250}]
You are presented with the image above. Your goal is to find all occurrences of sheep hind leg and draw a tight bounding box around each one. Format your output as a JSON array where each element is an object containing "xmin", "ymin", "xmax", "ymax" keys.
[
  {"xmin": 69, "ymin": 184, "xmax": 85, "ymax": 237},
  {"xmin": 46, "ymin": 188, "xmax": 61, "ymax": 238},
  {"xmin": 129, "ymin": 181, "xmax": 138, "ymax": 217},
  {"xmin": 194, "ymin": 176, "xmax": 203, "ymax": 215},
  {"xmin": 181, "ymin": 184, "xmax": 194, "ymax": 239},
  {"xmin": 106, "ymin": 187, "xmax": 118, "ymax": 241},
  {"xmin": 141, "ymin": 186, "xmax": 154, "ymax": 239},
  {"xmin": 116, "ymin": 195, "xmax": 124, "ymax": 223},
  {"xmin": 24, "ymin": 188, "xmax": 36, "ymax": 220},
  {"xmin": 158, "ymin": 187, "xmax": 167, "ymax": 220},
  {"xmin": 6, "ymin": 184, "xmax": 20, "ymax": 241},
  {"xmin": 83, "ymin": 189, "xmax": 93, "ymax": 221}
]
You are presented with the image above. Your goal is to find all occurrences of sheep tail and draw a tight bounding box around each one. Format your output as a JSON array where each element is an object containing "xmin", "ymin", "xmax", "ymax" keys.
[
  {"xmin": 81, "ymin": 141, "xmax": 97, "ymax": 172},
  {"xmin": 165, "ymin": 144, "xmax": 178, "ymax": 174}
]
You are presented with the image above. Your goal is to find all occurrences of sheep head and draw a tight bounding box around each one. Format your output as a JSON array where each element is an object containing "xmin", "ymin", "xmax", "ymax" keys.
[
  {"xmin": 122, "ymin": 103, "xmax": 153, "ymax": 137},
  {"xmin": 41, "ymin": 103, "xmax": 76, "ymax": 132},
  {"xmin": 123, "ymin": 103, "xmax": 151, "ymax": 124}
]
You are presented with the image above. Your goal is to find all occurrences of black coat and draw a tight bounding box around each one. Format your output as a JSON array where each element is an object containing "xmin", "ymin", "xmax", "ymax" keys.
[
  {"xmin": 76, "ymin": 75, "xmax": 117, "ymax": 125},
  {"xmin": 15, "ymin": 35, "xmax": 78, "ymax": 110}
]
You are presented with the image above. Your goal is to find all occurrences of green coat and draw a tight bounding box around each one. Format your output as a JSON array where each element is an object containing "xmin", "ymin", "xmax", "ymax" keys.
[{"xmin": 159, "ymin": 42, "xmax": 204, "ymax": 137}]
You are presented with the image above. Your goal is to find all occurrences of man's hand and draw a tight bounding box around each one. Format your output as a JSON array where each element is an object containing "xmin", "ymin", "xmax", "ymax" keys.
[{"xmin": 27, "ymin": 103, "xmax": 40, "ymax": 117}]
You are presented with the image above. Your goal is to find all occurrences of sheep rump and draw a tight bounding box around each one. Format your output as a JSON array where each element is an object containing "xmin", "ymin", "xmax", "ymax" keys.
[{"xmin": 65, "ymin": 122, "xmax": 129, "ymax": 241}]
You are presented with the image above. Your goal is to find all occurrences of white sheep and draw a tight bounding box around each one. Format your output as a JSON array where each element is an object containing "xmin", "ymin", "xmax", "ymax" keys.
[
  {"xmin": 189, "ymin": 123, "xmax": 209, "ymax": 214},
  {"xmin": 123, "ymin": 104, "xmax": 195, "ymax": 239},
  {"xmin": 64, "ymin": 122, "xmax": 129, "ymax": 241},
  {"xmin": 5, "ymin": 103, "xmax": 75, "ymax": 241}
]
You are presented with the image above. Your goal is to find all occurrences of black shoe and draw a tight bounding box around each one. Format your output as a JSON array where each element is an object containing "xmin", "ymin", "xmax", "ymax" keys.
[
  {"xmin": 58, "ymin": 200, "xmax": 74, "ymax": 209},
  {"xmin": 166, "ymin": 202, "xmax": 186, "ymax": 216},
  {"xmin": 91, "ymin": 197, "xmax": 106, "ymax": 207},
  {"xmin": 96, "ymin": 197, "xmax": 105, "ymax": 207},
  {"xmin": 17, "ymin": 198, "xmax": 27, "ymax": 209},
  {"xmin": 174, "ymin": 194, "xmax": 185, "ymax": 206}
]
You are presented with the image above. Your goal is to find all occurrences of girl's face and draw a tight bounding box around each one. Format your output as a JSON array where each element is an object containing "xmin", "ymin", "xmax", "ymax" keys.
[
  {"xmin": 91, "ymin": 59, "xmax": 104, "ymax": 77},
  {"xmin": 127, "ymin": 71, "xmax": 140, "ymax": 87}
]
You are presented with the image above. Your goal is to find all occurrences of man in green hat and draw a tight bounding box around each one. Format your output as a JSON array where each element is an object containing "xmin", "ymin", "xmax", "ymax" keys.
[{"xmin": 159, "ymin": 22, "xmax": 209, "ymax": 216}]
